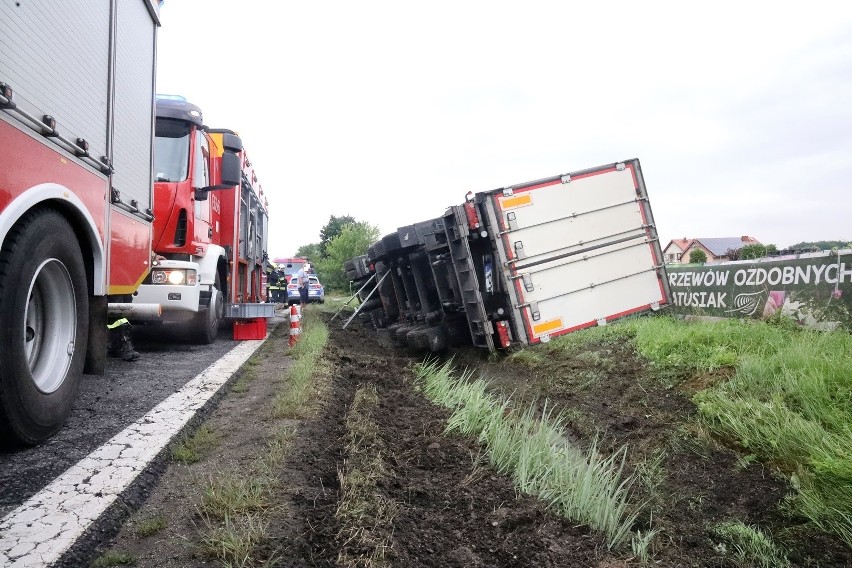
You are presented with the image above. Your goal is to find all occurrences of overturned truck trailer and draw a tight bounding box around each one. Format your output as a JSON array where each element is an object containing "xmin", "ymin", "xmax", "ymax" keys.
[{"xmin": 344, "ymin": 159, "xmax": 672, "ymax": 352}]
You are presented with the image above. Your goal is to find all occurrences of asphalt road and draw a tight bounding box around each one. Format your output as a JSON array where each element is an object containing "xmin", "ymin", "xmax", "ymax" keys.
[{"xmin": 0, "ymin": 323, "xmax": 243, "ymax": 519}]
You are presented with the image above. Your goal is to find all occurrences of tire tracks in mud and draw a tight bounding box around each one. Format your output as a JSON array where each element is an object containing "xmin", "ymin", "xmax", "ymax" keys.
[{"xmin": 300, "ymin": 317, "xmax": 605, "ymax": 568}]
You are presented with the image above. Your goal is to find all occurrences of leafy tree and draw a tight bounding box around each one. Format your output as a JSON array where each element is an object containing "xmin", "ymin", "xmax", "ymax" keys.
[
  {"xmin": 787, "ymin": 240, "xmax": 851, "ymax": 252},
  {"xmin": 740, "ymin": 243, "xmax": 777, "ymax": 260},
  {"xmin": 725, "ymin": 248, "xmax": 741, "ymax": 261},
  {"xmin": 294, "ymin": 242, "xmax": 322, "ymax": 261},
  {"xmin": 688, "ymin": 249, "xmax": 707, "ymax": 264},
  {"xmin": 319, "ymin": 215, "xmax": 357, "ymax": 256},
  {"xmin": 316, "ymin": 222, "xmax": 380, "ymax": 290}
]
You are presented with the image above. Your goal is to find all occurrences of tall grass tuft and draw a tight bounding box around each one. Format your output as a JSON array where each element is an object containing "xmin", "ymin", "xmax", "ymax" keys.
[{"xmin": 413, "ymin": 359, "xmax": 640, "ymax": 549}]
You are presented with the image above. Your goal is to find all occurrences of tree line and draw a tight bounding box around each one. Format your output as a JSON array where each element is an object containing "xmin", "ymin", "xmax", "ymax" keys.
[{"xmin": 293, "ymin": 215, "xmax": 379, "ymax": 291}]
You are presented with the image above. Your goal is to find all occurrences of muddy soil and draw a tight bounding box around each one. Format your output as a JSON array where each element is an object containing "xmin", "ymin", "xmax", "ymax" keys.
[{"xmin": 84, "ymin": 311, "xmax": 851, "ymax": 567}]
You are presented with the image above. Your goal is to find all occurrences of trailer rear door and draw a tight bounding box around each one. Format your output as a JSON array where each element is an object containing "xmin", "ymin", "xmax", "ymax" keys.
[{"xmin": 482, "ymin": 159, "xmax": 670, "ymax": 344}]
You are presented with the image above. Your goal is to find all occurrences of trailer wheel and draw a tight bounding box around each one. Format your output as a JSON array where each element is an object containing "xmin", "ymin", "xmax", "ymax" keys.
[
  {"xmin": 0, "ymin": 210, "xmax": 89, "ymax": 446},
  {"xmin": 192, "ymin": 273, "xmax": 223, "ymax": 344},
  {"xmin": 408, "ymin": 325, "xmax": 448, "ymax": 352}
]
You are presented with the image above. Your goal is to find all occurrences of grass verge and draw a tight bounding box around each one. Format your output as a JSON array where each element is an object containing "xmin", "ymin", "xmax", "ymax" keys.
[
  {"xmin": 272, "ymin": 308, "xmax": 329, "ymax": 418},
  {"xmin": 413, "ymin": 359, "xmax": 640, "ymax": 549},
  {"xmin": 171, "ymin": 424, "xmax": 219, "ymax": 464},
  {"xmin": 196, "ymin": 314, "xmax": 329, "ymax": 566}
]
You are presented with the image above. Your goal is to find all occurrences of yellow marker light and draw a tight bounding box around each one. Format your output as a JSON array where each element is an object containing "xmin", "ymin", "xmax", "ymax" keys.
[
  {"xmin": 500, "ymin": 194, "xmax": 533, "ymax": 210},
  {"xmin": 532, "ymin": 318, "xmax": 563, "ymax": 336}
]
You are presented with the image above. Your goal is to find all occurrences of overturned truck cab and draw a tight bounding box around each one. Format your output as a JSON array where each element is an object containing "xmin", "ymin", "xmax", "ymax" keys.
[{"xmin": 345, "ymin": 159, "xmax": 672, "ymax": 352}]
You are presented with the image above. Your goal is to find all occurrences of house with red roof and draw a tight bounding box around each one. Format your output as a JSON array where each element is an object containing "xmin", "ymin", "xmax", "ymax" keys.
[{"xmin": 663, "ymin": 236, "xmax": 761, "ymax": 264}]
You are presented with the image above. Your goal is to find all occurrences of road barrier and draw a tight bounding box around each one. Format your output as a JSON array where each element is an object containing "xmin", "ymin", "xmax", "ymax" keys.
[{"xmin": 289, "ymin": 304, "xmax": 302, "ymax": 346}]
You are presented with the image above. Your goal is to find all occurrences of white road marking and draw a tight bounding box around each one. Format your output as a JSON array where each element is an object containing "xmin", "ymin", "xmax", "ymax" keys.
[{"xmin": 0, "ymin": 336, "xmax": 268, "ymax": 568}]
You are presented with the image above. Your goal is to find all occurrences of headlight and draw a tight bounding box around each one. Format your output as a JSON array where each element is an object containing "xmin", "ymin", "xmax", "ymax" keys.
[{"xmin": 151, "ymin": 269, "xmax": 197, "ymax": 286}]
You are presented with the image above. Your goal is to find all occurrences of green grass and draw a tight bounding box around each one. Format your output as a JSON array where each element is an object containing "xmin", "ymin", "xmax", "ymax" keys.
[
  {"xmin": 541, "ymin": 315, "xmax": 852, "ymax": 547},
  {"xmin": 413, "ymin": 359, "xmax": 641, "ymax": 549},
  {"xmin": 199, "ymin": 472, "xmax": 271, "ymax": 519},
  {"xmin": 91, "ymin": 551, "xmax": 137, "ymax": 566},
  {"xmin": 631, "ymin": 527, "xmax": 659, "ymax": 565},
  {"xmin": 199, "ymin": 513, "xmax": 269, "ymax": 568},
  {"xmin": 134, "ymin": 515, "xmax": 167, "ymax": 537},
  {"xmin": 711, "ymin": 521, "xmax": 790, "ymax": 567},
  {"xmin": 171, "ymin": 424, "xmax": 219, "ymax": 464},
  {"xmin": 272, "ymin": 308, "xmax": 329, "ymax": 418}
]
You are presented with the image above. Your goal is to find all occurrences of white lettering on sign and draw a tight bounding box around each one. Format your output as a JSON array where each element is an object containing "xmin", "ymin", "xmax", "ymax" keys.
[
  {"xmin": 210, "ymin": 193, "xmax": 221, "ymax": 215},
  {"xmin": 670, "ymin": 262, "xmax": 852, "ymax": 288},
  {"xmin": 671, "ymin": 291, "xmax": 728, "ymax": 308}
]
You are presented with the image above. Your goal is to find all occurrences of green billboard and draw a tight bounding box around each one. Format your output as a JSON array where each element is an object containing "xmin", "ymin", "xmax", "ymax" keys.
[{"xmin": 665, "ymin": 250, "xmax": 852, "ymax": 330}]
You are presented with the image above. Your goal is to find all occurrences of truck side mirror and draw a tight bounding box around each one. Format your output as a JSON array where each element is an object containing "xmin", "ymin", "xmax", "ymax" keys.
[
  {"xmin": 220, "ymin": 151, "xmax": 241, "ymax": 187},
  {"xmin": 221, "ymin": 133, "xmax": 243, "ymax": 153},
  {"xmin": 196, "ymin": 150, "xmax": 242, "ymax": 200}
]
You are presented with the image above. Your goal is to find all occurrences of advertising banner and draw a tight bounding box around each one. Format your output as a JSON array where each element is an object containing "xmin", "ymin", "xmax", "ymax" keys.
[{"xmin": 665, "ymin": 250, "xmax": 852, "ymax": 330}]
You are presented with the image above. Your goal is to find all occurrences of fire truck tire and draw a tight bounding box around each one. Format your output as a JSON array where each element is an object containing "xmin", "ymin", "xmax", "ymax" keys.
[
  {"xmin": 0, "ymin": 210, "xmax": 89, "ymax": 446},
  {"xmin": 343, "ymin": 259, "xmax": 356, "ymax": 272},
  {"xmin": 192, "ymin": 273, "xmax": 223, "ymax": 344}
]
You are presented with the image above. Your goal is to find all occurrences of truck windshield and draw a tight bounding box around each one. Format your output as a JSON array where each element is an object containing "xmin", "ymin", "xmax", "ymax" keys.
[{"xmin": 154, "ymin": 119, "xmax": 191, "ymax": 182}]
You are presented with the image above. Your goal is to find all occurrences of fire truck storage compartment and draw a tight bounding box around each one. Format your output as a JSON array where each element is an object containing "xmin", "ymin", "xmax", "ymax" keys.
[{"xmin": 233, "ymin": 318, "xmax": 267, "ymax": 340}]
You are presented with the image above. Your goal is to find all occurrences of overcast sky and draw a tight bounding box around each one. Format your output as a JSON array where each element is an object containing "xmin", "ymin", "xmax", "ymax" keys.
[{"xmin": 155, "ymin": 1, "xmax": 852, "ymax": 254}]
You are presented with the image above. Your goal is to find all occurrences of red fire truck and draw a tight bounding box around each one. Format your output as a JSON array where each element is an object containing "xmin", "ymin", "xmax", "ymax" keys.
[
  {"xmin": 131, "ymin": 97, "xmax": 271, "ymax": 342},
  {"xmin": 0, "ymin": 0, "xmax": 161, "ymax": 444}
]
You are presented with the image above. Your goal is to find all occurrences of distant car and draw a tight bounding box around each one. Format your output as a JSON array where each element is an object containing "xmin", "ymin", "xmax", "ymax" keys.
[{"xmin": 287, "ymin": 275, "xmax": 325, "ymax": 304}]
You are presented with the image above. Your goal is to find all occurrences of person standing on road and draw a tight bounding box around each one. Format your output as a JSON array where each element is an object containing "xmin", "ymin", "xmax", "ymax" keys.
[{"xmin": 295, "ymin": 263, "xmax": 311, "ymax": 308}]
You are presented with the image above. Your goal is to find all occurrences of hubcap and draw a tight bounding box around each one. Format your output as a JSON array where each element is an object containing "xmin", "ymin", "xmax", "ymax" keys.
[{"xmin": 24, "ymin": 259, "xmax": 77, "ymax": 393}]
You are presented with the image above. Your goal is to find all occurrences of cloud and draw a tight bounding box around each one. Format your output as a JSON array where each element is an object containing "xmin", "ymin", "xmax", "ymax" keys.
[{"xmin": 155, "ymin": 0, "xmax": 852, "ymax": 252}]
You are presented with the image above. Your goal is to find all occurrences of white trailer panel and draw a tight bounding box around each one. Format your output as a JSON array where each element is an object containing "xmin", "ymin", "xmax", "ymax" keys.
[{"xmin": 483, "ymin": 159, "xmax": 669, "ymax": 344}]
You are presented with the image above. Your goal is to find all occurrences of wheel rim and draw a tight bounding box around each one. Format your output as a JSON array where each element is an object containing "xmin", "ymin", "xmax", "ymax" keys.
[
  {"xmin": 24, "ymin": 258, "xmax": 77, "ymax": 394},
  {"xmin": 210, "ymin": 286, "xmax": 223, "ymax": 329}
]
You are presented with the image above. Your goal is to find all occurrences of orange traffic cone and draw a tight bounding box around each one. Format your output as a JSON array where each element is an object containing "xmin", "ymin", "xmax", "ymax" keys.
[{"xmin": 289, "ymin": 304, "xmax": 301, "ymax": 347}]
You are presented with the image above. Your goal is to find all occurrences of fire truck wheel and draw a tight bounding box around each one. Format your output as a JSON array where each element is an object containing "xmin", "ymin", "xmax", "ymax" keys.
[
  {"xmin": 192, "ymin": 273, "xmax": 223, "ymax": 344},
  {"xmin": 0, "ymin": 210, "xmax": 88, "ymax": 446}
]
